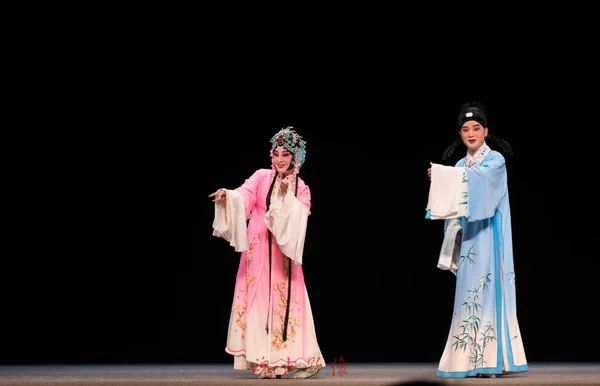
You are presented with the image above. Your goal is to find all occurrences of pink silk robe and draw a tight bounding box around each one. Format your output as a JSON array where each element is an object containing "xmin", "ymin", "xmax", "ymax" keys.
[{"xmin": 218, "ymin": 168, "xmax": 325, "ymax": 372}]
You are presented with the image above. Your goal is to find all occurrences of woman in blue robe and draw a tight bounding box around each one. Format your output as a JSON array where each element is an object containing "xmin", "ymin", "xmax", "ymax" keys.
[{"xmin": 425, "ymin": 101, "xmax": 528, "ymax": 378}]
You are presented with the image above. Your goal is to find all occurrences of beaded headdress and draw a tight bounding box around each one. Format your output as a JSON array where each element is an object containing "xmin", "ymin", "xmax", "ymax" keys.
[{"xmin": 269, "ymin": 126, "xmax": 307, "ymax": 172}]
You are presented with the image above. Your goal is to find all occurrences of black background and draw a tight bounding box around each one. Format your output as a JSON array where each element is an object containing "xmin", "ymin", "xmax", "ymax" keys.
[{"xmin": 1, "ymin": 15, "xmax": 598, "ymax": 366}]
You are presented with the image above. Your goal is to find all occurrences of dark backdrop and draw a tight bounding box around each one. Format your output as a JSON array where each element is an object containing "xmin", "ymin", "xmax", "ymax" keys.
[{"xmin": 2, "ymin": 27, "xmax": 598, "ymax": 365}]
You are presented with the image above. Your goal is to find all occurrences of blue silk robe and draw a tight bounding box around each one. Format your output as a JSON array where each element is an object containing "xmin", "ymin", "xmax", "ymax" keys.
[{"xmin": 426, "ymin": 149, "xmax": 528, "ymax": 378}]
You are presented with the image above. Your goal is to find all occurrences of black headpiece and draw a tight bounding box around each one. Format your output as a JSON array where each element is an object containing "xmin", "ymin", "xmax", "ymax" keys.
[{"xmin": 457, "ymin": 100, "xmax": 487, "ymax": 128}]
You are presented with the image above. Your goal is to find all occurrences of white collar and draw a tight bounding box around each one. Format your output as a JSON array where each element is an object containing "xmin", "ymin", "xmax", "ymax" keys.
[{"xmin": 465, "ymin": 142, "xmax": 490, "ymax": 168}]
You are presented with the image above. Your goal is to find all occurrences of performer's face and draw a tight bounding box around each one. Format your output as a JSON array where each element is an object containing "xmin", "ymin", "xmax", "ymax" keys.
[
  {"xmin": 272, "ymin": 145, "xmax": 294, "ymax": 176},
  {"xmin": 459, "ymin": 120, "xmax": 488, "ymax": 155}
]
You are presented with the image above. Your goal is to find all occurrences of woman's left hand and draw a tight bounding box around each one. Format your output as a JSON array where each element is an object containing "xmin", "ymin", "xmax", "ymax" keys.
[
  {"xmin": 280, "ymin": 180, "xmax": 289, "ymax": 197},
  {"xmin": 455, "ymin": 229, "xmax": 462, "ymax": 249}
]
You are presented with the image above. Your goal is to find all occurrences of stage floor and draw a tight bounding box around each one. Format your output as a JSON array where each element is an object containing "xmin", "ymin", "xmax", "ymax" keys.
[{"xmin": 0, "ymin": 362, "xmax": 598, "ymax": 385}]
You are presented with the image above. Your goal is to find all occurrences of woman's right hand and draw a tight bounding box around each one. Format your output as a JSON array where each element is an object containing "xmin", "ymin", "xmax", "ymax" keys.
[
  {"xmin": 209, "ymin": 189, "xmax": 227, "ymax": 206},
  {"xmin": 427, "ymin": 162, "xmax": 432, "ymax": 181}
]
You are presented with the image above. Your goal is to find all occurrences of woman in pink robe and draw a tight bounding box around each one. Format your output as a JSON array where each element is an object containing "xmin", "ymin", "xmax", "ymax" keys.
[{"xmin": 210, "ymin": 127, "xmax": 325, "ymax": 379}]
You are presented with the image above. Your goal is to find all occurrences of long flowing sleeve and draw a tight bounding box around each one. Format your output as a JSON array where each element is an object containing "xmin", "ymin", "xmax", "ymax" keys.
[
  {"xmin": 212, "ymin": 189, "xmax": 248, "ymax": 252},
  {"xmin": 235, "ymin": 170, "xmax": 263, "ymax": 220},
  {"xmin": 425, "ymin": 163, "xmax": 469, "ymax": 220},
  {"xmin": 263, "ymin": 181, "xmax": 310, "ymax": 265},
  {"xmin": 437, "ymin": 219, "xmax": 462, "ymax": 274}
]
